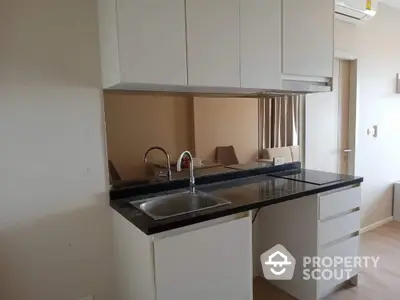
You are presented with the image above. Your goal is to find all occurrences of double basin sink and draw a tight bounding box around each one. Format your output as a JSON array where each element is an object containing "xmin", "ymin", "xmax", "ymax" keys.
[{"xmin": 131, "ymin": 191, "xmax": 230, "ymax": 220}]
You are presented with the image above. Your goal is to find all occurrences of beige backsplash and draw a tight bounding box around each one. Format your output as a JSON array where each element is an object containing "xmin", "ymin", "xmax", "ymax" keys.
[{"xmin": 104, "ymin": 91, "xmax": 258, "ymax": 180}]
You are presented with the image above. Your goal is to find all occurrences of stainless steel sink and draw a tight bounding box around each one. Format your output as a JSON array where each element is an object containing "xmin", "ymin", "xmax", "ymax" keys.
[{"xmin": 131, "ymin": 191, "xmax": 231, "ymax": 220}]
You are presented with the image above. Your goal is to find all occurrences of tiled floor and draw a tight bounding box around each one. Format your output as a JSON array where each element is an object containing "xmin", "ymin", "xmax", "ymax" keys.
[{"xmin": 254, "ymin": 221, "xmax": 400, "ymax": 300}]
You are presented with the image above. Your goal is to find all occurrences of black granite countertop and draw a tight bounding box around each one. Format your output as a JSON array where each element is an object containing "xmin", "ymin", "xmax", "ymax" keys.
[
  {"xmin": 110, "ymin": 166, "xmax": 363, "ymax": 235},
  {"xmin": 270, "ymin": 168, "xmax": 359, "ymax": 185}
]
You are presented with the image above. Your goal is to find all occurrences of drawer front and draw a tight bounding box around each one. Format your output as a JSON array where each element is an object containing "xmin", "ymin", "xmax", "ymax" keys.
[
  {"xmin": 319, "ymin": 186, "xmax": 361, "ymax": 220},
  {"xmin": 319, "ymin": 211, "xmax": 360, "ymax": 246},
  {"xmin": 318, "ymin": 236, "xmax": 360, "ymax": 297}
]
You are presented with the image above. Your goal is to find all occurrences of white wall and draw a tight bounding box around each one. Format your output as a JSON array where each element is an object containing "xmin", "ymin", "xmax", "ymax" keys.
[
  {"xmin": 335, "ymin": 4, "xmax": 400, "ymax": 227},
  {"xmin": 0, "ymin": 1, "xmax": 112, "ymax": 300},
  {"xmin": 305, "ymin": 59, "xmax": 340, "ymax": 174},
  {"xmin": 305, "ymin": 92, "xmax": 339, "ymax": 173}
]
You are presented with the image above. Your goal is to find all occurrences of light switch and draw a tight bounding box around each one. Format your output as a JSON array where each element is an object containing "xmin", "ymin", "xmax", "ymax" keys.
[{"xmin": 273, "ymin": 157, "xmax": 285, "ymax": 166}]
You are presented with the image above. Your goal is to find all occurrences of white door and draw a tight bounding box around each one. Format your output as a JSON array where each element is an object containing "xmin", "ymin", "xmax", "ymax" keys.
[
  {"xmin": 186, "ymin": 0, "xmax": 240, "ymax": 87},
  {"xmin": 305, "ymin": 59, "xmax": 356, "ymax": 174},
  {"xmin": 154, "ymin": 217, "xmax": 252, "ymax": 300}
]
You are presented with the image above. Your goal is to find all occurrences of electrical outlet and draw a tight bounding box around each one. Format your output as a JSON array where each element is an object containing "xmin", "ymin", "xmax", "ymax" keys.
[
  {"xmin": 78, "ymin": 296, "xmax": 93, "ymax": 300},
  {"xmin": 273, "ymin": 157, "xmax": 285, "ymax": 166},
  {"xmin": 367, "ymin": 125, "xmax": 378, "ymax": 138},
  {"xmin": 372, "ymin": 125, "xmax": 378, "ymax": 138}
]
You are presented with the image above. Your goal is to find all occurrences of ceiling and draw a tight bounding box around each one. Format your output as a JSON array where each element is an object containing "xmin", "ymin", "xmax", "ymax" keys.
[{"xmin": 381, "ymin": 0, "xmax": 400, "ymax": 9}]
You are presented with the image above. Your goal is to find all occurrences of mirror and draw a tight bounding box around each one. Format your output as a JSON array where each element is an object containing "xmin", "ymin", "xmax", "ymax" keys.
[{"xmin": 103, "ymin": 91, "xmax": 301, "ymax": 188}]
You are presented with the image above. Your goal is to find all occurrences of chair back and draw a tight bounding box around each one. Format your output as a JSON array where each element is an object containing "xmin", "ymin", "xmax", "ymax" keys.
[{"xmin": 215, "ymin": 146, "xmax": 239, "ymax": 165}]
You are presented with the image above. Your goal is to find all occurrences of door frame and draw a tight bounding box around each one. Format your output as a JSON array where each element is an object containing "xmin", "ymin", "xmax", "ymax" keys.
[{"xmin": 335, "ymin": 49, "xmax": 359, "ymax": 176}]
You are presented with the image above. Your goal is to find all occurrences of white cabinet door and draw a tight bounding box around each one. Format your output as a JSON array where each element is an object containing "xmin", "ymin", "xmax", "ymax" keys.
[
  {"xmin": 319, "ymin": 186, "xmax": 361, "ymax": 220},
  {"xmin": 319, "ymin": 211, "xmax": 360, "ymax": 246},
  {"xmin": 154, "ymin": 217, "xmax": 252, "ymax": 300},
  {"xmin": 282, "ymin": 0, "xmax": 334, "ymax": 78},
  {"xmin": 240, "ymin": 0, "xmax": 282, "ymax": 89},
  {"xmin": 117, "ymin": 0, "xmax": 187, "ymax": 85},
  {"xmin": 318, "ymin": 236, "xmax": 359, "ymax": 297},
  {"xmin": 186, "ymin": 0, "xmax": 240, "ymax": 87}
]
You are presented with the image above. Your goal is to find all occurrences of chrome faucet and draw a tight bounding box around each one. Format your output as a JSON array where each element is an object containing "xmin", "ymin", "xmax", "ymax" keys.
[
  {"xmin": 176, "ymin": 151, "xmax": 195, "ymax": 193},
  {"xmin": 143, "ymin": 146, "xmax": 172, "ymax": 181}
]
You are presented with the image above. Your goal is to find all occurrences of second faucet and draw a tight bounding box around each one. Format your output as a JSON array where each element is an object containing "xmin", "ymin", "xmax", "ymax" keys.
[{"xmin": 177, "ymin": 151, "xmax": 195, "ymax": 194}]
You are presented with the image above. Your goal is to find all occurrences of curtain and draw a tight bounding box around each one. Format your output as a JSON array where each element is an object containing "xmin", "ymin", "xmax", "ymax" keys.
[{"xmin": 259, "ymin": 95, "xmax": 300, "ymax": 149}]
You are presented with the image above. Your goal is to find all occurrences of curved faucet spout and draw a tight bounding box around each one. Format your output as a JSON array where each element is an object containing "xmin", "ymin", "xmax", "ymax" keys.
[
  {"xmin": 144, "ymin": 146, "xmax": 172, "ymax": 181},
  {"xmin": 177, "ymin": 151, "xmax": 195, "ymax": 193}
]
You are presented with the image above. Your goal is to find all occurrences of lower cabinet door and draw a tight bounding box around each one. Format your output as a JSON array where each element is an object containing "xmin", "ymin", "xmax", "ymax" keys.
[
  {"xmin": 154, "ymin": 217, "xmax": 252, "ymax": 300},
  {"xmin": 318, "ymin": 211, "xmax": 360, "ymax": 246},
  {"xmin": 318, "ymin": 235, "xmax": 360, "ymax": 298}
]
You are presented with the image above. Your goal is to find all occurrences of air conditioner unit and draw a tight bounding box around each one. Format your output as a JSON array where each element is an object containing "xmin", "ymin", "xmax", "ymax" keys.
[{"xmin": 335, "ymin": 0, "xmax": 378, "ymax": 24}]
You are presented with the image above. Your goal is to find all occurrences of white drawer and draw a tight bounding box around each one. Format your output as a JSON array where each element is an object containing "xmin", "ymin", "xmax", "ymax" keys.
[
  {"xmin": 318, "ymin": 236, "xmax": 359, "ymax": 297},
  {"xmin": 319, "ymin": 186, "xmax": 361, "ymax": 220},
  {"xmin": 319, "ymin": 210, "xmax": 360, "ymax": 246}
]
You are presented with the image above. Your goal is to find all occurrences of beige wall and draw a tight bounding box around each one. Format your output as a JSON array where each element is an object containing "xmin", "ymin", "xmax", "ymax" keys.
[
  {"xmin": 335, "ymin": 4, "xmax": 400, "ymax": 227},
  {"xmin": 104, "ymin": 93, "xmax": 194, "ymax": 179},
  {"xmin": 0, "ymin": 1, "xmax": 112, "ymax": 300},
  {"xmin": 193, "ymin": 97, "xmax": 259, "ymax": 163}
]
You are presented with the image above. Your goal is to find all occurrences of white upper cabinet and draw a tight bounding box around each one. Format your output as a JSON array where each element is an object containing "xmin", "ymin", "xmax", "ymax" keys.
[
  {"xmin": 282, "ymin": 0, "xmax": 334, "ymax": 78},
  {"xmin": 98, "ymin": 0, "xmax": 334, "ymax": 91},
  {"xmin": 240, "ymin": 0, "xmax": 282, "ymax": 89},
  {"xmin": 98, "ymin": 0, "xmax": 187, "ymax": 88},
  {"xmin": 186, "ymin": 0, "xmax": 240, "ymax": 87}
]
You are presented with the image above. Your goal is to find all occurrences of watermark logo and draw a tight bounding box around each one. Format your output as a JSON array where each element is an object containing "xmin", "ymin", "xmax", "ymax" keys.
[
  {"xmin": 261, "ymin": 244, "xmax": 380, "ymax": 281},
  {"xmin": 303, "ymin": 255, "xmax": 380, "ymax": 281},
  {"xmin": 260, "ymin": 244, "xmax": 296, "ymax": 280}
]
